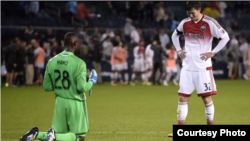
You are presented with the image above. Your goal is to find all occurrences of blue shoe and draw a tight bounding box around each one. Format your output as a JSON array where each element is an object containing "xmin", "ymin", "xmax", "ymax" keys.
[
  {"xmin": 19, "ymin": 127, "xmax": 39, "ymax": 141},
  {"xmin": 44, "ymin": 128, "xmax": 56, "ymax": 141}
]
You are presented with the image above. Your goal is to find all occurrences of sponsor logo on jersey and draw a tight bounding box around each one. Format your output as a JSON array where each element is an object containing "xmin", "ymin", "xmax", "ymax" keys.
[{"xmin": 185, "ymin": 33, "xmax": 204, "ymax": 39}]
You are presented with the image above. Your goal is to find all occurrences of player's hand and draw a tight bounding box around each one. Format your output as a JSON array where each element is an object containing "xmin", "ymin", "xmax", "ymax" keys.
[
  {"xmin": 178, "ymin": 50, "xmax": 186, "ymax": 59},
  {"xmin": 13, "ymin": 64, "xmax": 17, "ymax": 67},
  {"xmin": 200, "ymin": 52, "xmax": 214, "ymax": 61},
  {"xmin": 89, "ymin": 69, "xmax": 98, "ymax": 85}
]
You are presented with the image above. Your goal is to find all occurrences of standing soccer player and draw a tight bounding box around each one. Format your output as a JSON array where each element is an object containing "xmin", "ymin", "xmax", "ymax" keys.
[
  {"xmin": 19, "ymin": 32, "xmax": 98, "ymax": 141},
  {"xmin": 145, "ymin": 41, "xmax": 155, "ymax": 84},
  {"xmin": 168, "ymin": 2, "xmax": 229, "ymax": 137}
]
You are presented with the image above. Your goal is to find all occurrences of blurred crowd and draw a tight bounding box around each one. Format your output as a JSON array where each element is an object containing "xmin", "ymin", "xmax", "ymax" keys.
[{"xmin": 1, "ymin": 1, "xmax": 250, "ymax": 87}]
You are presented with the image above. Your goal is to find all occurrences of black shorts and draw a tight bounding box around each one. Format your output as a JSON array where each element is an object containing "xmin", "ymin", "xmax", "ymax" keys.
[
  {"xmin": 35, "ymin": 67, "xmax": 43, "ymax": 74},
  {"xmin": 6, "ymin": 63, "xmax": 14, "ymax": 73},
  {"xmin": 15, "ymin": 64, "xmax": 24, "ymax": 72}
]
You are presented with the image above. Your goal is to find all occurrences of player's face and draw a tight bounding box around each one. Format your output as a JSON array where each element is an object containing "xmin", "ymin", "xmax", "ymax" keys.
[{"xmin": 187, "ymin": 8, "xmax": 201, "ymax": 21}]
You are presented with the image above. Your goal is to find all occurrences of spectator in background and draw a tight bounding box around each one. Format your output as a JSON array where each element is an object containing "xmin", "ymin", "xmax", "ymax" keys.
[
  {"xmin": 77, "ymin": 1, "xmax": 90, "ymax": 20},
  {"xmin": 28, "ymin": 1, "xmax": 39, "ymax": 16},
  {"xmin": 151, "ymin": 29, "xmax": 160, "ymax": 42},
  {"xmin": 232, "ymin": 21, "xmax": 240, "ymax": 31},
  {"xmin": 144, "ymin": 1, "xmax": 154, "ymax": 21},
  {"xmin": 66, "ymin": 1, "xmax": 77, "ymax": 22},
  {"xmin": 101, "ymin": 29, "xmax": 115, "ymax": 41},
  {"xmin": 24, "ymin": 25, "xmax": 34, "ymax": 42},
  {"xmin": 4, "ymin": 38, "xmax": 19, "ymax": 87},
  {"xmin": 217, "ymin": 1, "xmax": 227, "ymax": 18},
  {"xmin": 227, "ymin": 36, "xmax": 240, "ymax": 79},
  {"xmin": 45, "ymin": 29, "xmax": 55, "ymax": 45},
  {"xmin": 50, "ymin": 40, "xmax": 63, "ymax": 57},
  {"xmin": 171, "ymin": 17, "xmax": 179, "ymax": 31},
  {"xmin": 14, "ymin": 38, "xmax": 26, "ymax": 86},
  {"xmin": 32, "ymin": 39, "xmax": 45, "ymax": 85},
  {"xmin": 202, "ymin": 2, "xmax": 220, "ymax": 19},
  {"xmin": 137, "ymin": 1, "xmax": 145, "ymax": 20},
  {"xmin": 159, "ymin": 30, "xmax": 170, "ymax": 50},
  {"xmin": 43, "ymin": 42, "xmax": 51, "ymax": 62},
  {"xmin": 156, "ymin": 6, "xmax": 167, "ymax": 27},
  {"xmin": 123, "ymin": 18, "xmax": 135, "ymax": 42},
  {"xmin": 89, "ymin": 38, "xmax": 103, "ymax": 83},
  {"xmin": 239, "ymin": 36, "xmax": 250, "ymax": 80},
  {"xmin": 25, "ymin": 42, "xmax": 35, "ymax": 86},
  {"xmin": 130, "ymin": 27, "xmax": 140, "ymax": 44},
  {"xmin": 92, "ymin": 27, "xmax": 101, "ymax": 42},
  {"xmin": 225, "ymin": 21, "xmax": 233, "ymax": 35},
  {"xmin": 102, "ymin": 36, "xmax": 113, "ymax": 62},
  {"xmin": 18, "ymin": 1, "xmax": 28, "ymax": 17}
]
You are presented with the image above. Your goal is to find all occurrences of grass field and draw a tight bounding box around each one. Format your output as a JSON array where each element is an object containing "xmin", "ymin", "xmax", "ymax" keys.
[{"xmin": 1, "ymin": 80, "xmax": 250, "ymax": 141}]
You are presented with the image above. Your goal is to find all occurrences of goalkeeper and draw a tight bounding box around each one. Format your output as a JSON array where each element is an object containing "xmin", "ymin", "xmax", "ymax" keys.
[{"xmin": 19, "ymin": 32, "xmax": 98, "ymax": 141}]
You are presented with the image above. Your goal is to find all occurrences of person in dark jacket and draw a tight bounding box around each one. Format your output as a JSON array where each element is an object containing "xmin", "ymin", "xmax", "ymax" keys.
[
  {"xmin": 89, "ymin": 38, "xmax": 103, "ymax": 83},
  {"xmin": 150, "ymin": 40, "xmax": 168, "ymax": 85},
  {"xmin": 5, "ymin": 38, "xmax": 19, "ymax": 87},
  {"xmin": 14, "ymin": 38, "xmax": 27, "ymax": 86}
]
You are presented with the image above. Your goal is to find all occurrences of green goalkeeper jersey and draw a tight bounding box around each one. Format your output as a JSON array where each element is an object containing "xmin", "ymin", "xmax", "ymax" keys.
[{"xmin": 43, "ymin": 51, "xmax": 93, "ymax": 101}]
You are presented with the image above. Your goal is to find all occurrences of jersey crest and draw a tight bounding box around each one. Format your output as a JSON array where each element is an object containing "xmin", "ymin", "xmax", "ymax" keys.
[{"xmin": 201, "ymin": 25, "xmax": 206, "ymax": 32}]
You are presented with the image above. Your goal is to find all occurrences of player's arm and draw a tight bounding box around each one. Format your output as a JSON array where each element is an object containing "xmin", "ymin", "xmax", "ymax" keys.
[
  {"xmin": 210, "ymin": 21, "xmax": 230, "ymax": 55},
  {"xmin": 76, "ymin": 61, "xmax": 93, "ymax": 93},
  {"xmin": 171, "ymin": 20, "xmax": 186, "ymax": 58},
  {"xmin": 43, "ymin": 61, "xmax": 54, "ymax": 91},
  {"xmin": 133, "ymin": 47, "xmax": 138, "ymax": 58},
  {"xmin": 114, "ymin": 49, "xmax": 122, "ymax": 61}
]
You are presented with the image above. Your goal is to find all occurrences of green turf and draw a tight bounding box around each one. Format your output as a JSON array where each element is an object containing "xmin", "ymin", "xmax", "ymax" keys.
[{"xmin": 1, "ymin": 80, "xmax": 250, "ymax": 141}]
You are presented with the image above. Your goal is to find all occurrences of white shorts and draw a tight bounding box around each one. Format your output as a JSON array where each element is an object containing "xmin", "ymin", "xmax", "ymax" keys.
[
  {"xmin": 145, "ymin": 61, "xmax": 153, "ymax": 70},
  {"xmin": 133, "ymin": 61, "xmax": 145, "ymax": 72},
  {"xmin": 166, "ymin": 66, "xmax": 177, "ymax": 73},
  {"xmin": 178, "ymin": 67, "xmax": 217, "ymax": 97},
  {"xmin": 111, "ymin": 64, "xmax": 123, "ymax": 71},
  {"xmin": 121, "ymin": 62, "xmax": 128, "ymax": 70}
]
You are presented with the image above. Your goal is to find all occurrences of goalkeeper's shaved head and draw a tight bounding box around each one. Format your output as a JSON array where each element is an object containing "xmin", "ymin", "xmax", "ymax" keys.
[{"xmin": 64, "ymin": 32, "xmax": 79, "ymax": 53}]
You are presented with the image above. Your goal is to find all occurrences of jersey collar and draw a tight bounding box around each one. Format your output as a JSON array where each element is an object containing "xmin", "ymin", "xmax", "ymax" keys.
[
  {"xmin": 62, "ymin": 50, "xmax": 74, "ymax": 55},
  {"xmin": 193, "ymin": 14, "xmax": 204, "ymax": 24}
]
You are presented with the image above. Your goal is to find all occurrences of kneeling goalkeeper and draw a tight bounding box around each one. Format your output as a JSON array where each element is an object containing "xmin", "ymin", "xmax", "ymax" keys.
[{"xmin": 19, "ymin": 32, "xmax": 98, "ymax": 141}]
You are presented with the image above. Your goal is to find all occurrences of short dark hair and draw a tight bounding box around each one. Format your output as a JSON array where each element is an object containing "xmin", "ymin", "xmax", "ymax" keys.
[{"xmin": 186, "ymin": 1, "xmax": 201, "ymax": 11}]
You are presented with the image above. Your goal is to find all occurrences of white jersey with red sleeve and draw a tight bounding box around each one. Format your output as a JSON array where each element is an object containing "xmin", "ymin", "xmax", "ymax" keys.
[
  {"xmin": 133, "ymin": 46, "xmax": 145, "ymax": 62},
  {"xmin": 176, "ymin": 15, "xmax": 228, "ymax": 71}
]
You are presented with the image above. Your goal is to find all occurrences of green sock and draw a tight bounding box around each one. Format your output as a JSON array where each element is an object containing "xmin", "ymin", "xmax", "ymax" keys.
[
  {"xmin": 36, "ymin": 132, "xmax": 47, "ymax": 140},
  {"xmin": 56, "ymin": 132, "xmax": 77, "ymax": 141}
]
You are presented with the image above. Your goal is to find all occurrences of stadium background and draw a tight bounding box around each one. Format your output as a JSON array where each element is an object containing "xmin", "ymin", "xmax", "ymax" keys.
[{"xmin": 1, "ymin": 1, "xmax": 250, "ymax": 141}]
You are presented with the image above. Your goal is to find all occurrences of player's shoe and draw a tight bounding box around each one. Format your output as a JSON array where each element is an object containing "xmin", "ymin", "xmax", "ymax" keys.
[
  {"xmin": 44, "ymin": 128, "xmax": 56, "ymax": 141},
  {"xmin": 130, "ymin": 82, "xmax": 135, "ymax": 86},
  {"xmin": 143, "ymin": 82, "xmax": 152, "ymax": 86},
  {"xmin": 120, "ymin": 82, "xmax": 127, "ymax": 85},
  {"xmin": 163, "ymin": 80, "xmax": 168, "ymax": 86},
  {"xmin": 173, "ymin": 80, "xmax": 178, "ymax": 86},
  {"xmin": 243, "ymin": 74, "xmax": 249, "ymax": 80},
  {"xmin": 168, "ymin": 133, "xmax": 173, "ymax": 137},
  {"xmin": 19, "ymin": 127, "xmax": 39, "ymax": 141},
  {"xmin": 111, "ymin": 82, "xmax": 117, "ymax": 86}
]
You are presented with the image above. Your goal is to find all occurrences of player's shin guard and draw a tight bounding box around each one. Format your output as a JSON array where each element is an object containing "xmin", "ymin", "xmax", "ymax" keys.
[
  {"xmin": 205, "ymin": 101, "xmax": 214, "ymax": 125},
  {"xmin": 177, "ymin": 102, "xmax": 188, "ymax": 125}
]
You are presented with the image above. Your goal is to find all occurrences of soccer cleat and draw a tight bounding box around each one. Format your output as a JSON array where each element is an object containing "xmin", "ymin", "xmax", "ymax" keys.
[
  {"xmin": 163, "ymin": 80, "xmax": 168, "ymax": 86},
  {"xmin": 19, "ymin": 127, "xmax": 39, "ymax": 141},
  {"xmin": 173, "ymin": 80, "xmax": 178, "ymax": 86},
  {"xmin": 111, "ymin": 82, "xmax": 117, "ymax": 86},
  {"xmin": 243, "ymin": 74, "xmax": 249, "ymax": 80},
  {"xmin": 168, "ymin": 133, "xmax": 173, "ymax": 137},
  {"xmin": 130, "ymin": 82, "xmax": 135, "ymax": 86},
  {"xmin": 44, "ymin": 128, "xmax": 56, "ymax": 141}
]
